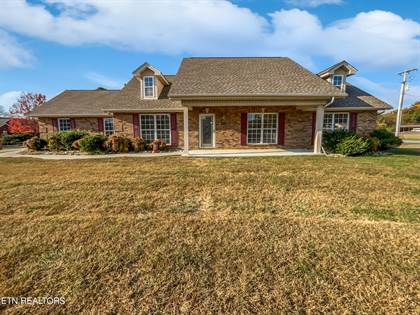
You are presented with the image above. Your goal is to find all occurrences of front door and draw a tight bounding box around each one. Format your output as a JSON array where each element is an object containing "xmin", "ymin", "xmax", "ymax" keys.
[{"xmin": 199, "ymin": 114, "xmax": 215, "ymax": 148}]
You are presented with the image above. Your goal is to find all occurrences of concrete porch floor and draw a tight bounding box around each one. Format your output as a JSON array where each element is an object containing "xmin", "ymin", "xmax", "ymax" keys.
[{"xmin": 187, "ymin": 148, "xmax": 318, "ymax": 157}]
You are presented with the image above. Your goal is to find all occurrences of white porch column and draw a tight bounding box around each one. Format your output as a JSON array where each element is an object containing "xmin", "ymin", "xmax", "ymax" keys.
[
  {"xmin": 314, "ymin": 105, "xmax": 324, "ymax": 154},
  {"xmin": 183, "ymin": 107, "xmax": 189, "ymax": 155}
]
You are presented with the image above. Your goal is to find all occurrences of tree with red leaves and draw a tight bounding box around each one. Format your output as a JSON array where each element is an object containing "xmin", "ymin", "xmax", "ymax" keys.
[
  {"xmin": 7, "ymin": 118, "xmax": 39, "ymax": 134},
  {"xmin": 9, "ymin": 92, "xmax": 46, "ymax": 116}
]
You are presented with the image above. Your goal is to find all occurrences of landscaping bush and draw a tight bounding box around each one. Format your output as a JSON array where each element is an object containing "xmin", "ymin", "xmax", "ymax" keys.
[
  {"xmin": 335, "ymin": 134, "xmax": 371, "ymax": 156},
  {"xmin": 323, "ymin": 129, "xmax": 354, "ymax": 153},
  {"xmin": 79, "ymin": 134, "xmax": 107, "ymax": 154},
  {"xmin": 47, "ymin": 130, "xmax": 88, "ymax": 151},
  {"xmin": 59, "ymin": 130, "xmax": 89, "ymax": 150},
  {"xmin": 149, "ymin": 139, "xmax": 167, "ymax": 153},
  {"xmin": 106, "ymin": 135, "xmax": 131, "ymax": 153},
  {"xmin": 1, "ymin": 133, "xmax": 33, "ymax": 145},
  {"xmin": 71, "ymin": 139, "xmax": 82, "ymax": 150},
  {"xmin": 131, "ymin": 137, "xmax": 145, "ymax": 152},
  {"xmin": 369, "ymin": 129, "xmax": 402, "ymax": 150},
  {"xmin": 25, "ymin": 136, "xmax": 47, "ymax": 151}
]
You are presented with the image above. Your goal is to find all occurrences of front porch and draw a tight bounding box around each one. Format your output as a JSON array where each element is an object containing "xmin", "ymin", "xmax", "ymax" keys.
[
  {"xmin": 181, "ymin": 104, "xmax": 326, "ymax": 154},
  {"xmin": 187, "ymin": 148, "xmax": 318, "ymax": 157}
]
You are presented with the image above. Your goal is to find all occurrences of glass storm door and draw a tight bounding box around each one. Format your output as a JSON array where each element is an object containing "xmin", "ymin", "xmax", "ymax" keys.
[{"xmin": 200, "ymin": 114, "xmax": 215, "ymax": 148}]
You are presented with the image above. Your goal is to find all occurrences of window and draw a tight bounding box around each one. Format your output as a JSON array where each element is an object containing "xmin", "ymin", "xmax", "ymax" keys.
[
  {"xmin": 143, "ymin": 76, "xmax": 155, "ymax": 98},
  {"xmin": 104, "ymin": 118, "xmax": 114, "ymax": 136},
  {"xmin": 332, "ymin": 74, "xmax": 344, "ymax": 89},
  {"xmin": 58, "ymin": 118, "xmax": 71, "ymax": 131},
  {"xmin": 140, "ymin": 114, "xmax": 171, "ymax": 144},
  {"xmin": 323, "ymin": 113, "xmax": 349, "ymax": 131},
  {"xmin": 247, "ymin": 113, "xmax": 278, "ymax": 144}
]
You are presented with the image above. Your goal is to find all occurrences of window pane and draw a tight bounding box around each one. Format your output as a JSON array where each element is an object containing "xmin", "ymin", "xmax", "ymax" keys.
[
  {"xmin": 263, "ymin": 129, "xmax": 276, "ymax": 144},
  {"xmin": 334, "ymin": 113, "xmax": 348, "ymax": 130},
  {"xmin": 247, "ymin": 129, "xmax": 261, "ymax": 144},
  {"xmin": 247, "ymin": 113, "xmax": 262, "ymax": 129},
  {"xmin": 144, "ymin": 76, "xmax": 154, "ymax": 87},
  {"xmin": 104, "ymin": 118, "xmax": 114, "ymax": 135},
  {"xmin": 323, "ymin": 113, "xmax": 333, "ymax": 130},
  {"xmin": 263, "ymin": 114, "xmax": 277, "ymax": 129},
  {"xmin": 156, "ymin": 114, "xmax": 170, "ymax": 144},
  {"xmin": 59, "ymin": 119, "xmax": 71, "ymax": 131},
  {"xmin": 145, "ymin": 87, "xmax": 154, "ymax": 97},
  {"xmin": 143, "ymin": 76, "xmax": 155, "ymax": 97},
  {"xmin": 333, "ymin": 75, "xmax": 342, "ymax": 87},
  {"xmin": 140, "ymin": 115, "xmax": 155, "ymax": 144}
]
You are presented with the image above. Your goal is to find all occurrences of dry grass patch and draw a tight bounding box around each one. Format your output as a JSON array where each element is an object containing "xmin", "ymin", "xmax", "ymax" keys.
[{"xmin": 0, "ymin": 151, "xmax": 419, "ymax": 313}]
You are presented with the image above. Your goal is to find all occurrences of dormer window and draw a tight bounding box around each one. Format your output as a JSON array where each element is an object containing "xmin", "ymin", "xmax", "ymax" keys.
[
  {"xmin": 332, "ymin": 74, "xmax": 344, "ymax": 89},
  {"xmin": 143, "ymin": 76, "xmax": 155, "ymax": 98}
]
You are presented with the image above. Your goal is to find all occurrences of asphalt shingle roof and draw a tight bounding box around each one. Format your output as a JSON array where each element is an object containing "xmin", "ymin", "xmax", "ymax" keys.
[
  {"xmin": 169, "ymin": 57, "xmax": 347, "ymax": 98},
  {"xmin": 28, "ymin": 90, "xmax": 119, "ymax": 117},
  {"xmin": 329, "ymin": 84, "xmax": 392, "ymax": 110}
]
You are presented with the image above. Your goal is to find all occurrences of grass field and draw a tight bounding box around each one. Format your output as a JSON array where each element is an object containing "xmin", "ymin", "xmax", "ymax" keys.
[
  {"xmin": 401, "ymin": 132, "xmax": 420, "ymax": 141},
  {"xmin": 0, "ymin": 149, "xmax": 419, "ymax": 314}
]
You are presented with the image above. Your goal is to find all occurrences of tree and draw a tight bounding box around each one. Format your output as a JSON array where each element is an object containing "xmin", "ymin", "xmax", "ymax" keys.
[
  {"xmin": 9, "ymin": 92, "xmax": 46, "ymax": 116},
  {"xmin": 7, "ymin": 118, "xmax": 38, "ymax": 134}
]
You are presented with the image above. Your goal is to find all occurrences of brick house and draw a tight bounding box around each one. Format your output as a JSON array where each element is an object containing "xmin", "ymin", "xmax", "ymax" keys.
[{"xmin": 29, "ymin": 58, "xmax": 392, "ymax": 154}]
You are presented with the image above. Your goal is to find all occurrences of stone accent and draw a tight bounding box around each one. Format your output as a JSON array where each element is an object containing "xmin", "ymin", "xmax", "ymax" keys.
[
  {"xmin": 38, "ymin": 118, "xmax": 55, "ymax": 136},
  {"xmin": 74, "ymin": 118, "xmax": 100, "ymax": 132},
  {"xmin": 187, "ymin": 106, "xmax": 313, "ymax": 149},
  {"xmin": 113, "ymin": 113, "xmax": 135, "ymax": 137},
  {"xmin": 356, "ymin": 111, "xmax": 377, "ymax": 135}
]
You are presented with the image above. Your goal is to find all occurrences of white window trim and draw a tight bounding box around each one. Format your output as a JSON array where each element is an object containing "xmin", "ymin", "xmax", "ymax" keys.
[
  {"xmin": 58, "ymin": 118, "xmax": 71, "ymax": 132},
  {"xmin": 143, "ymin": 76, "xmax": 156, "ymax": 99},
  {"xmin": 323, "ymin": 112, "xmax": 350, "ymax": 131},
  {"xmin": 332, "ymin": 74, "xmax": 344, "ymax": 89},
  {"xmin": 247, "ymin": 113, "xmax": 278, "ymax": 145},
  {"xmin": 199, "ymin": 113, "xmax": 216, "ymax": 148},
  {"xmin": 103, "ymin": 117, "xmax": 114, "ymax": 135},
  {"xmin": 139, "ymin": 114, "xmax": 171, "ymax": 144}
]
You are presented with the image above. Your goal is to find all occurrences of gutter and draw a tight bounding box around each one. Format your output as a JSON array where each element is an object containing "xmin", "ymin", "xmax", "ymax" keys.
[{"xmin": 324, "ymin": 97, "xmax": 335, "ymax": 108}]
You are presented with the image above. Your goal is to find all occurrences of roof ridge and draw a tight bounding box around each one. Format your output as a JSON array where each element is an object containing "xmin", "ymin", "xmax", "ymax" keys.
[{"xmin": 185, "ymin": 56, "xmax": 288, "ymax": 59}]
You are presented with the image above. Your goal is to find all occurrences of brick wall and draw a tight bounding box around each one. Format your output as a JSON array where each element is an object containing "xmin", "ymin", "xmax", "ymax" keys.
[
  {"xmin": 187, "ymin": 106, "xmax": 313, "ymax": 149},
  {"xmin": 38, "ymin": 118, "xmax": 55, "ymax": 136},
  {"xmin": 38, "ymin": 117, "xmax": 100, "ymax": 136},
  {"xmin": 356, "ymin": 111, "xmax": 377, "ymax": 135}
]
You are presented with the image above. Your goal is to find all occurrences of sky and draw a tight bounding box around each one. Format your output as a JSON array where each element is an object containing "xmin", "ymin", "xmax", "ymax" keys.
[{"xmin": 0, "ymin": 0, "xmax": 419, "ymax": 113}]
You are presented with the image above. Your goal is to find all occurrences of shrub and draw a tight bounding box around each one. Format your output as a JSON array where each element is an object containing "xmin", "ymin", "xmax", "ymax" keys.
[
  {"xmin": 131, "ymin": 137, "xmax": 145, "ymax": 152},
  {"xmin": 150, "ymin": 139, "xmax": 167, "ymax": 152},
  {"xmin": 369, "ymin": 129, "xmax": 402, "ymax": 150},
  {"xmin": 1, "ymin": 133, "xmax": 33, "ymax": 145},
  {"xmin": 59, "ymin": 130, "xmax": 89, "ymax": 150},
  {"xmin": 335, "ymin": 135, "xmax": 371, "ymax": 156},
  {"xmin": 79, "ymin": 134, "xmax": 107, "ymax": 154},
  {"xmin": 25, "ymin": 136, "xmax": 47, "ymax": 151},
  {"xmin": 47, "ymin": 130, "xmax": 88, "ymax": 151},
  {"xmin": 106, "ymin": 135, "xmax": 131, "ymax": 153},
  {"xmin": 368, "ymin": 137, "xmax": 381, "ymax": 152},
  {"xmin": 72, "ymin": 139, "xmax": 82, "ymax": 150},
  {"xmin": 323, "ymin": 129, "xmax": 354, "ymax": 153}
]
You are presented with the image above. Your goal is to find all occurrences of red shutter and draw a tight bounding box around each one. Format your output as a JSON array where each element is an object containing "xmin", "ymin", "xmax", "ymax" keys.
[
  {"xmin": 52, "ymin": 118, "xmax": 58, "ymax": 132},
  {"xmin": 349, "ymin": 112, "xmax": 358, "ymax": 132},
  {"xmin": 98, "ymin": 117, "xmax": 104, "ymax": 133},
  {"xmin": 132, "ymin": 114, "xmax": 139, "ymax": 137},
  {"xmin": 240, "ymin": 113, "xmax": 247, "ymax": 145},
  {"xmin": 278, "ymin": 112, "xmax": 285, "ymax": 145},
  {"xmin": 170, "ymin": 113, "xmax": 178, "ymax": 147},
  {"xmin": 70, "ymin": 118, "xmax": 76, "ymax": 130},
  {"xmin": 311, "ymin": 112, "xmax": 316, "ymax": 145}
]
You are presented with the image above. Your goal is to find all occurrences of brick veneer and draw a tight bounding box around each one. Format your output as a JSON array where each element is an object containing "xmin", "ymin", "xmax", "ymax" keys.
[
  {"xmin": 187, "ymin": 106, "xmax": 313, "ymax": 149},
  {"xmin": 356, "ymin": 111, "xmax": 377, "ymax": 135}
]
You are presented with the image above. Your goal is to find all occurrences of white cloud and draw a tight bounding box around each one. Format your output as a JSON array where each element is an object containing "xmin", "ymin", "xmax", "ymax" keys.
[
  {"xmin": 0, "ymin": 91, "xmax": 22, "ymax": 113},
  {"xmin": 285, "ymin": 0, "xmax": 343, "ymax": 7},
  {"xmin": 0, "ymin": 1, "xmax": 418, "ymax": 70},
  {"xmin": 0, "ymin": 29, "xmax": 32, "ymax": 68},
  {"xmin": 85, "ymin": 72, "xmax": 123, "ymax": 89}
]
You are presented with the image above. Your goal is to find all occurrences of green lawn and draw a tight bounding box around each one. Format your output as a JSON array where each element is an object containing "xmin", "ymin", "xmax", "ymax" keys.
[{"xmin": 0, "ymin": 149, "xmax": 419, "ymax": 314}]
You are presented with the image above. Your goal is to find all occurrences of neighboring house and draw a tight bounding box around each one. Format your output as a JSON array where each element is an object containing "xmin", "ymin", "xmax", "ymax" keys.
[
  {"xmin": 28, "ymin": 58, "xmax": 392, "ymax": 153},
  {"xmin": 0, "ymin": 117, "xmax": 9, "ymax": 134}
]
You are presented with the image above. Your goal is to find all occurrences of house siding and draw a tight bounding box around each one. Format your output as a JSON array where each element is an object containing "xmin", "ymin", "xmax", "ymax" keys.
[
  {"xmin": 356, "ymin": 111, "xmax": 377, "ymax": 135},
  {"xmin": 187, "ymin": 106, "xmax": 313, "ymax": 149}
]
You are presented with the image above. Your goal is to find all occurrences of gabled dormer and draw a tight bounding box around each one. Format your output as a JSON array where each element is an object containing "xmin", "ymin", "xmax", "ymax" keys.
[
  {"xmin": 318, "ymin": 60, "xmax": 357, "ymax": 92},
  {"xmin": 132, "ymin": 63, "xmax": 170, "ymax": 99}
]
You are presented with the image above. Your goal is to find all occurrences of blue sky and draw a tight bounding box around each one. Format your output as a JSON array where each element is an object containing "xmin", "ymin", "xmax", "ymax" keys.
[{"xmin": 0, "ymin": 0, "xmax": 419, "ymax": 113}]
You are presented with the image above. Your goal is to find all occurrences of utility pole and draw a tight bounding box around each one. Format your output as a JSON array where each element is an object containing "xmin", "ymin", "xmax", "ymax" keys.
[{"xmin": 395, "ymin": 68, "xmax": 417, "ymax": 136}]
